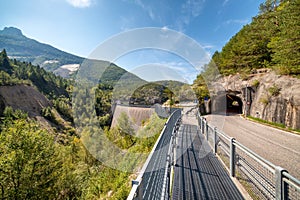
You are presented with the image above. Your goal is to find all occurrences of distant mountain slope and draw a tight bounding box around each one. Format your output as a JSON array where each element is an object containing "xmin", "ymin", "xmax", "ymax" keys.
[
  {"xmin": 0, "ymin": 27, "xmax": 83, "ymax": 72},
  {"xmin": 154, "ymin": 80, "xmax": 186, "ymax": 90},
  {"xmin": 0, "ymin": 27, "xmax": 146, "ymax": 84}
]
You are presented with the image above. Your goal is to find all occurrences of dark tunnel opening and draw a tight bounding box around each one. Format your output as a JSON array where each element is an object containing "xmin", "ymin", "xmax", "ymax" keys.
[{"xmin": 226, "ymin": 94, "xmax": 243, "ymax": 114}]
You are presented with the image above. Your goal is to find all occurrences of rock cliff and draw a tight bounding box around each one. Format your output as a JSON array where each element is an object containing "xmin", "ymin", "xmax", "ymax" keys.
[{"xmin": 216, "ymin": 71, "xmax": 300, "ymax": 130}]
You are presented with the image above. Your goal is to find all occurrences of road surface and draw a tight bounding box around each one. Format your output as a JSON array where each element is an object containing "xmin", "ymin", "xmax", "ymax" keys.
[{"xmin": 207, "ymin": 114, "xmax": 300, "ymax": 180}]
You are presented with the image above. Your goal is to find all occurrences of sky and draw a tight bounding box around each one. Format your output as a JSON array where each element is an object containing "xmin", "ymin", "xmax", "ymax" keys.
[{"xmin": 0, "ymin": 0, "xmax": 264, "ymax": 83}]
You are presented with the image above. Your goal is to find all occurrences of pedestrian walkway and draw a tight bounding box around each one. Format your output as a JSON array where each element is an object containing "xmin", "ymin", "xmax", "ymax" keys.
[{"xmin": 171, "ymin": 109, "xmax": 244, "ymax": 200}]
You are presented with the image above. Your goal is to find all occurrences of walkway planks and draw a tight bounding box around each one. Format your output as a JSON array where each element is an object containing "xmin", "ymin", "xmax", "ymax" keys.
[{"xmin": 172, "ymin": 124, "xmax": 244, "ymax": 200}]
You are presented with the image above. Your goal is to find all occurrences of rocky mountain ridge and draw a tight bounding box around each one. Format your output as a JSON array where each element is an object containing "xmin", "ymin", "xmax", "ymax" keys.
[{"xmin": 0, "ymin": 27, "xmax": 83, "ymax": 76}]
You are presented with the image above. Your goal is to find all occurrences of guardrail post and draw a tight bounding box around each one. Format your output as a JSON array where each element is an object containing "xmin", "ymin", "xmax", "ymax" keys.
[
  {"xmin": 199, "ymin": 115, "xmax": 201, "ymax": 128},
  {"xmin": 230, "ymin": 138, "xmax": 236, "ymax": 177},
  {"xmin": 275, "ymin": 166, "xmax": 288, "ymax": 200},
  {"xmin": 130, "ymin": 180, "xmax": 143, "ymax": 200},
  {"xmin": 201, "ymin": 118, "xmax": 204, "ymax": 134},
  {"xmin": 205, "ymin": 121, "xmax": 209, "ymax": 141},
  {"xmin": 213, "ymin": 127, "xmax": 217, "ymax": 154}
]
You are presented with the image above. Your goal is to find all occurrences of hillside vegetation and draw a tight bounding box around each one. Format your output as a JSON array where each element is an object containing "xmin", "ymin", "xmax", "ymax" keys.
[
  {"xmin": 193, "ymin": 0, "xmax": 300, "ymax": 105},
  {"xmin": 0, "ymin": 109, "xmax": 166, "ymax": 199},
  {"xmin": 213, "ymin": 0, "xmax": 299, "ymax": 76},
  {"xmin": 0, "ymin": 49, "xmax": 168, "ymax": 199}
]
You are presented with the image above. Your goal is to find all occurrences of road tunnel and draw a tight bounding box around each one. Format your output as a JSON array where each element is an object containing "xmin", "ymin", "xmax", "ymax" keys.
[
  {"xmin": 226, "ymin": 94, "xmax": 243, "ymax": 114},
  {"xmin": 207, "ymin": 92, "xmax": 243, "ymax": 115}
]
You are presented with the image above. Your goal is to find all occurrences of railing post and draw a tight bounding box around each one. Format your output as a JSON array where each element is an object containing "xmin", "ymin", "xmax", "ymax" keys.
[
  {"xmin": 230, "ymin": 138, "xmax": 236, "ymax": 177},
  {"xmin": 275, "ymin": 166, "xmax": 288, "ymax": 200},
  {"xmin": 205, "ymin": 121, "xmax": 209, "ymax": 141},
  {"xmin": 213, "ymin": 127, "xmax": 217, "ymax": 154},
  {"xmin": 202, "ymin": 119, "xmax": 204, "ymax": 134},
  {"xmin": 130, "ymin": 179, "xmax": 143, "ymax": 200},
  {"xmin": 199, "ymin": 116, "xmax": 201, "ymax": 130}
]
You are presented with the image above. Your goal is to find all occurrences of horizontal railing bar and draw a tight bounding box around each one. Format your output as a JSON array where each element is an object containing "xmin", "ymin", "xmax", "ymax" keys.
[
  {"xmin": 219, "ymin": 145, "xmax": 230, "ymax": 157},
  {"xmin": 238, "ymin": 160, "xmax": 275, "ymax": 198},
  {"xmin": 197, "ymin": 112, "xmax": 300, "ymax": 200},
  {"xmin": 283, "ymin": 171, "xmax": 300, "ymax": 186},
  {"xmin": 234, "ymin": 140, "xmax": 276, "ymax": 172},
  {"xmin": 216, "ymin": 129, "xmax": 231, "ymax": 141},
  {"xmin": 238, "ymin": 156, "xmax": 275, "ymax": 189},
  {"xmin": 282, "ymin": 177, "xmax": 300, "ymax": 193}
]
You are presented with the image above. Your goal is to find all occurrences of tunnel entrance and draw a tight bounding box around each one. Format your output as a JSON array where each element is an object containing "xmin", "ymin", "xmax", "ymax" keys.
[
  {"xmin": 205, "ymin": 91, "xmax": 245, "ymax": 115},
  {"xmin": 226, "ymin": 94, "xmax": 243, "ymax": 114}
]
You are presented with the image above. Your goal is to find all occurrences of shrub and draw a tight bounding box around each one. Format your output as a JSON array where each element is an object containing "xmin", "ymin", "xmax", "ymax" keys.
[
  {"xmin": 260, "ymin": 97, "xmax": 269, "ymax": 105},
  {"xmin": 268, "ymin": 84, "xmax": 281, "ymax": 96},
  {"xmin": 252, "ymin": 80, "xmax": 260, "ymax": 88}
]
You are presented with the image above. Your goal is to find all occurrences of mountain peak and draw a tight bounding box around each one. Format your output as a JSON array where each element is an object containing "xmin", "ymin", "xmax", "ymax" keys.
[{"xmin": 0, "ymin": 27, "xmax": 24, "ymax": 37}]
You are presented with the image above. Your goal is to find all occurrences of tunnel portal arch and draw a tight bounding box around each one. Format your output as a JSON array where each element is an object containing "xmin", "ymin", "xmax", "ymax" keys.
[
  {"xmin": 226, "ymin": 94, "xmax": 243, "ymax": 114},
  {"xmin": 207, "ymin": 92, "xmax": 244, "ymax": 115}
]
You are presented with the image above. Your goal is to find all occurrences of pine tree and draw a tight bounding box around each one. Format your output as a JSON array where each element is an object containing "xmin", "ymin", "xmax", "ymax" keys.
[
  {"xmin": 0, "ymin": 49, "xmax": 12, "ymax": 74},
  {"xmin": 268, "ymin": 0, "xmax": 300, "ymax": 75}
]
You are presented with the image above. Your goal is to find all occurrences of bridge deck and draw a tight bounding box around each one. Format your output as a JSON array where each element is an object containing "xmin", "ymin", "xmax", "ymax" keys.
[{"xmin": 172, "ymin": 124, "xmax": 244, "ymax": 200}]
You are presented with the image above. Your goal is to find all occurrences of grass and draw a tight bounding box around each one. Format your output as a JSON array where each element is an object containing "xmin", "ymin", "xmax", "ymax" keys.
[
  {"xmin": 247, "ymin": 115, "xmax": 300, "ymax": 135},
  {"xmin": 216, "ymin": 149, "xmax": 261, "ymax": 199},
  {"xmin": 268, "ymin": 84, "xmax": 281, "ymax": 97},
  {"xmin": 236, "ymin": 171, "xmax": 261, "ymax": 200}
]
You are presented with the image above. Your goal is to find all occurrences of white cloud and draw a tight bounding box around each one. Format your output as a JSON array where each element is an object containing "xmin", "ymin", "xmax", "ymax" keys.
[
  {"xmin": 182, "ymin": 0, "xmax": 205, "ymax": 18},
  {"xmin": 214, "ymin": 18, "xmax": 250, "ymax": 32},
  {"xmin": 66, "ymin": 0, "xmax": 92, "ymax": 8},
  {"xmin": 202, "ymin": 44, "xmax": 214, "ymax": 50},
  {"xmin": 132, "ymin": 0, "xmax": 156, "ymax": 20},
  {"xmin": 120, "ymin": 16, "xmax": 135, "ymax": 31},
  {"xmin": 161, "ymin": 26, "xmax": 168, "ymax": 31},
  {"xmin": 224, "ymin": 19, "xmax": 250, "ymax": 25},
  {"xmin": 130, "ymin": 62, "xmax": 198, "ymax": 83},
  {"xmin": 148, "ymin": 9, "xmax": 155, "ymax": 20},
  {"xmin": 222, "ymin": 0, "xmax": 229, "ymax": 6},
  {"xmin": 174, "ymin": 0, "xmax": 205, "ymax": 32}
]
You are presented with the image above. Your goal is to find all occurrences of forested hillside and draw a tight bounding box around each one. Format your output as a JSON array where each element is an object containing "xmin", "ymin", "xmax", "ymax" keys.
[
  {"xmin": 212, "ymin": 0, "xmax": 299, "ymax": 76},
  {"xmin": 193, "ymin": 0, "xmax": 300, "ymax": 104},
  {"xmin": 0, "ymin": 49, "xmax": 167, "ymax": 199}
]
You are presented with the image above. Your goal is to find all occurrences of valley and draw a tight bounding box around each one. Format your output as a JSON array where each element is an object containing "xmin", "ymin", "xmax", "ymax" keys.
[{"xmin": 0, "ymin": 0, "xmax": 299, "ymax": 199}]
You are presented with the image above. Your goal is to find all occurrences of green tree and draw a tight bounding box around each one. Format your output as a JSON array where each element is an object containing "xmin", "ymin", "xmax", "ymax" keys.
[
  {"xmin": 117, "ymin": 112, "xmax": 134, "ymax": 135},
  {"xmin": 268, "ymin": 0, "xmax": 300, "ymax": 75},
  {"xmin": 0, "ymin": 49, "xmax": 12, "ymax": 74},
  {"xmin": 0, "ymin": 119, "xmax": 62, "ymax": 199}
]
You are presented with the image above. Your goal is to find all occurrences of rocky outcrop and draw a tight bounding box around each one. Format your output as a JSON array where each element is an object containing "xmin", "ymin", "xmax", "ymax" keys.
[
  {"xmin": 0, "ymin": 84, "xmax": 51, "ymax": 117},
  {"xmin": 250, "ymin": 72, "xmax": 300, "ymax": 130},
  {"xmin": 216, "ymin": 71, "xmax": 300, "ymax": 130}
]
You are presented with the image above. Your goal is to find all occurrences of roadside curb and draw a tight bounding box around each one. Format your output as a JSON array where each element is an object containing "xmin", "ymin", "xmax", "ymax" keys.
[{"xmin": 239, "ymin": 114, "xmax": 300, "ymax": 137}]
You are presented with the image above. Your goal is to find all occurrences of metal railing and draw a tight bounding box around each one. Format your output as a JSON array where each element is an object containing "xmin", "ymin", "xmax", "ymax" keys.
[
  {"xmin": 197, "ymin": 112, "xmax": 300, "ymax": 200},
  {"xmin": 127, "ymin": 109, "xmax": 182, "ymax": 200}
]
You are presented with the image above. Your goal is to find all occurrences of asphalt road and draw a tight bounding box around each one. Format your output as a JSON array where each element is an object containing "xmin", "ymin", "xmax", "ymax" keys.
[
  {"xmin": 207, "ymin": 114, "xmax": 300, "ymax": 180},
  {"xmin": 172, "ymin": 110, "xmax": 244, "ymax": 200}
]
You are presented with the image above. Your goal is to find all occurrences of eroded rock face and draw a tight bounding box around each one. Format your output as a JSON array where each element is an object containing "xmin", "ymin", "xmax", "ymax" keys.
[
  {"xmin": 0, "ymin": 84, "xmax": 51, "ymax": 117},
  {"xmin": 216, "ymin": 71, "xmax": 300, "ymax": 129},
  {"xmin": 250, "ymin": 72, "xmax": 300, "ymax": 130}
]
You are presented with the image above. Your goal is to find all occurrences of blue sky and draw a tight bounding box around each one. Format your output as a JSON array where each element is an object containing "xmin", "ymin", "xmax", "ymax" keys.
[{"xmin": 1, "ymin": 0, "xmax": 264, "ymax": 82}]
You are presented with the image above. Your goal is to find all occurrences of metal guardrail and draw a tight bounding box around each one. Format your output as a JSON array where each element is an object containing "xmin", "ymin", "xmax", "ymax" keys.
[
  {"xmin": 197, "ymin": 112, "xmax": 300, "ymax": 200},
  {"xmin": 127, "ymin": 109, "xmax": 182, "ymax": 200}
]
